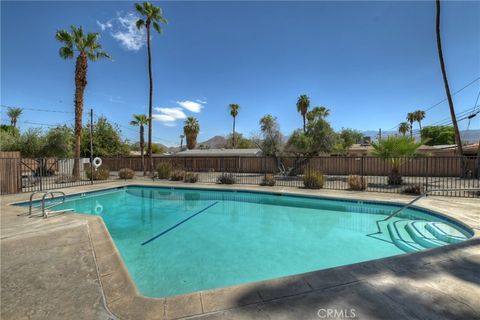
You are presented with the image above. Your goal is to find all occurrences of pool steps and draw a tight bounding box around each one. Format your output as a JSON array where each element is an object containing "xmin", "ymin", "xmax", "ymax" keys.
[{"xmin": 387, "ymin": 220, "xmax": 470, "ymax": 253}]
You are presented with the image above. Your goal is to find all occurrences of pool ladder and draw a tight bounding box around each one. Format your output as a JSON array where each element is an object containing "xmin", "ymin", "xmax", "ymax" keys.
[
  {"xmin": 384, "ymin": 187, "xmax": 480, "ymax": 221},
  {"xmin": 28, "ymin": 191, "xmax": 74, "ymax": 218}
]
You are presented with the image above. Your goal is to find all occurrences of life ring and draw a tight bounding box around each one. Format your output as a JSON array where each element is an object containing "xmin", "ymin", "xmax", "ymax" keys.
[
  {"xmin": 93, "ymin": 157, "xmax": 102, "ymax": 169},
  {"xmin": 94, "ymin": 203, "xmax": 103, "ymax": 214}
]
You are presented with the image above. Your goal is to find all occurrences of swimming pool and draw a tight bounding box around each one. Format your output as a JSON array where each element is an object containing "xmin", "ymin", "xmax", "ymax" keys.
[{"xmin": 23, "ymin": 185, "xmax": 473, "ymax": 298}]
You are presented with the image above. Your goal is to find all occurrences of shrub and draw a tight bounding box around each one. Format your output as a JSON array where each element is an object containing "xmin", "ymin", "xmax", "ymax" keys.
[
  {"xmin": 170, "ymin": 170, "xmax": 185, "ymax": 181},
  {"xmin": 55, "ymin": 174, "xmax": 77, "ymax": 183},
  {"xmin": 402, "ymin": 184, "xmax": 424, "ymax": 195},
  {"xmin": 217, "ymin": 173, "xmax": 236, "ymax": 184},
  {"xmin": 260, "ymin": 174, "xmax": 276, "ymax": 186},
  {"xmin": 347, "ymin": 175, "xmax": 367, "ymax": 191},
  {"xmin": 85, "ymin": 166, "xmax": 110, "ymax": 180},
  {"xmin": 157, "ymin": 162, "xmax": 172, "ymax": 179},
  {"xmin": 184, "ymin": 172, "xmax": 199, "ymax": 183},
  {"xmin": 119, "ymin": 168, "xmax": 135, "ymax": 179},
  {"xmin": 303, "ymin": 171, "xmax": 325, "ymax": 189}
]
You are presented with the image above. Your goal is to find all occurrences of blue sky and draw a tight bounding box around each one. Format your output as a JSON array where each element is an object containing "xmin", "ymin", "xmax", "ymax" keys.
[{"xmin": 1, "ymin": 1, "xmax": 479, "ymax": 146}]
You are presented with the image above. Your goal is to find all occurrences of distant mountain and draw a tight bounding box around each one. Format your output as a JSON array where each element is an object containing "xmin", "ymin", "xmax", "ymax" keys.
[{"xmin": 198, "ymin": 135, "xmax": 227, "ymax": 149}]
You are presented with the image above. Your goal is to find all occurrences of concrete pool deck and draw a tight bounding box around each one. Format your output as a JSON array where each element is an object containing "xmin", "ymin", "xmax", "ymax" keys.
[{"xmin": 1, "ymin": 180, "xmax": 479, "ymax": 320}]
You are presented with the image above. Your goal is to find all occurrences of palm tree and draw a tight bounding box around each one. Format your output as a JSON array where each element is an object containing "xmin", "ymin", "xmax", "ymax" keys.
[
  {"xmin": 229, "ymin": 104, "xmax": 240, "ymax": 148},
  {"xmin": 406, "ymin": 112, "xmax": 416, "ymax": 139},
  {"xmin": 135, "ymin": 2, "xmax": 167, "ymax": 175},
  {"xmin": 183, "ymin": 117, "xmax": 200, "ymax": 150},
  {"xmin": 371, "ymin": 136, "xmax": 423, "ymax": 185},
  {"xmin": 180, "ymin": 134, "xmax": 185, "ymax": 150},
  {"xmin": 398, "ymin": 122, "xmax": 410, "ymax": 137},
  {"xmin": 56, "ymin": 26, "xmax": 110, "ymax": 179},
  {"xmin": 414, "ymin": 110, "xmax": 426, "ymax": 132},
  {"xmin": 6, "ymin": 107, "xmax": 22, "ymax": 128},
  {"xmin": 130, "ymin": 114, "xmax": 150, "ymax": 175},
  {"xmin": 436, "ymin": 0, "xmax": 463, "ymax": 156},
  {"xmin": 296, "ymin": 95, "xmax": 310, "ymax": 133}
]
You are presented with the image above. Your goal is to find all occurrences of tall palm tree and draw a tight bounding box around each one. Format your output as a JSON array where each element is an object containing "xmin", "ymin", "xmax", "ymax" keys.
[
  {"xmin": 180, "ymin": 134, "xmax": 185, "ymax": 150},
  {"xmin": 183, "ymin": 117, "xmax": 200, "ymax": 150},
  {"xmin": 398, "ymin": 122, "xmax": 410, "ymax": 137},
  {"xmin": 130, "ymin": 114, "xmax": 150, "ymax": 175},
  {"xmin": 436, "ymin": 0, "xmax": 463, "ymax": 156},
  {"xmin": 229, "ymin": 104, "xmax": 240, "ymax": 148},
  {"xmin": 135, "ymin": 2, "xmax": 167, "ymax": 175},
  {"xmin": 414, "ymin": 110, "xmax": 426, "ymax": 132},
  {"xmin": 6, "ymin": 107, "xmax": 22, "ymax": 128},
  {"xmin": 406, "ymin": 112, "xmax": 416, "ymax": 139},
  {"xmin": 56, "ymin": 25, "xmax": 110, "ymax": 179},
  {"xmin": 296, "ymin": 95, "xmax": 310, "ymax": 133}
]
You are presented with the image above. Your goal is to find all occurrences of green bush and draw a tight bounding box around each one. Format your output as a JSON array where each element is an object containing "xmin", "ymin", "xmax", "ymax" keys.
[
  {"xmin": 217, "ymin": 173, "xmax": 236, "ymax": 184},
  {"xmin": 303, "ymin": 171, "xmax": 325, "ymax": 189},
  {"xmin": 260, "ymin": 174, "xmax": 276, "ymax": 186},
  {"xmin": 347, "ymin": 175, "xmax": 367, "ymax": 191},
  {"xmin": 184, "ymin": 172, "xmax": 199, "ymax": 183},
  {"xmin": 119, "ymin": 168, "xmax": 135, "ymax": 179},
  {"xmin": 157, "ymin": 162, "xmax": 172, "ymax": 179},
  {"xmin": 170, "ymin": 170, "xmax": 185, "ymax": 181},
  {"xmin": 402, "ymin": 184, "xmax": 424, "ymax": 195},
  {"xmin": 85, "ymin": 166, "xmax": 110, "ymax": 180}
]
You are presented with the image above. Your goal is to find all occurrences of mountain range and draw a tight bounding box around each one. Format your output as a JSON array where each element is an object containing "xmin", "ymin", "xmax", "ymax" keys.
[{"xmin": 160, "ymin": 129, "xmax": 480, "ymax": 153}]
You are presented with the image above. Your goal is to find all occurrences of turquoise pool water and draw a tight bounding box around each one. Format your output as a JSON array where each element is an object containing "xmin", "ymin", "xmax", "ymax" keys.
[{"xmin": 32, "ymin": 186, "xmax": 472, "ymax": 298}]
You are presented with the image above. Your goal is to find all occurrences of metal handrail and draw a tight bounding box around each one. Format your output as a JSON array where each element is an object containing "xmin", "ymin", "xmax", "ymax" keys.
[
  {"xmin": 383, "ymin": 188, "xmax": 480, "ymax": 221},
  {"xmin": 28, "ymin": 191, "xmax": 50, "ymax": 216},
  {"xmin": 41, "ymin": 191, "xmax": 66, "ymax": 218}
]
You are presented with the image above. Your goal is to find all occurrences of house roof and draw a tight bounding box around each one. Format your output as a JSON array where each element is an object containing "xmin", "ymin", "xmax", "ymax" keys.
[{"xmin": 170, "ymin": 148, "xmax": 263, "ymax": 157}]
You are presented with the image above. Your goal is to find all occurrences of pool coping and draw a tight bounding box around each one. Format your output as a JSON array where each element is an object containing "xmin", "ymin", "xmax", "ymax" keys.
[{"xmin": 4, "ymin": 181, "xmax": 480, "ymax": 319}]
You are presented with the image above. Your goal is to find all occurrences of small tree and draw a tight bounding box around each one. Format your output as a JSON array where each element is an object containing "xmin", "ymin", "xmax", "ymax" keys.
[
  {"xmin": 6, "ymin": 107, "xmax": 23, "ymax": 128},
  {"xmin": 228, "ymin": 104, "xmax": 240, "ymax": 148},
  {"xmin": 421, "ymin": 125, "xmax": 455, "ymax": 145},
  {"xmin": 371, "ymin": 136, "xmax": 423, "ymax": 185},
  {"xmin": 183, "ymin": 117, "xmax": 200, "ymax": 150},
  {"xmin": 398, "ymin": 122, "xmax": 410, "ymax": 137},
  {"xmin": 130, "ymin": 114, "xmax": 150, "ymax": 175}
]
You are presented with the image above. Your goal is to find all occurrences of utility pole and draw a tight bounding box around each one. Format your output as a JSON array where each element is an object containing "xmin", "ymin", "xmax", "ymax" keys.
[{"xmin": 90, "ymin": 108, "xmax": 94, "ymax": 185}]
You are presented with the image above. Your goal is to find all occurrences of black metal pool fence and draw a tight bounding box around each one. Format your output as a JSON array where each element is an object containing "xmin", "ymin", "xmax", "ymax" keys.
[{"xmin": 1, "ymin": 156, "xmax": 478, "ymax": 197}]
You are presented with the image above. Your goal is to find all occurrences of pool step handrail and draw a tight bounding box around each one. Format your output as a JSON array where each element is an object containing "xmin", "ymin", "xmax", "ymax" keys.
[
  {"xmin": 28, "ymin": 190, "xmax": 73, "ymax": 218},
  {"xmin": 383, "ymin": 187, "xmax": 480, "ymax": 221}
]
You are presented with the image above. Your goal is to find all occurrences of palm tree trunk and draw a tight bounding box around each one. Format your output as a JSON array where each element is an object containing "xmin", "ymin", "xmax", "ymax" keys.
[
  {"xmin": 436, "ymin": 0, "xmax": 463, "ymax": 157},
  {"xmin": 409, "ymin": 121, "xmax": 413, "ymax": 139},
  {"xmin": 73, "ymin": 52, "xmax": 88, "ymax": 180},
  {"xmin": 146, "ymin": 22, "xmax": 154, "ymax": 176},
  {"xmin": 232, "ymin": 117, "xmax": 236, "ymax": 148},
  {"xmin": 140, "ymin": 125, "xmax": 145, "ymax": 175},
  {"xmin": 303, "ymin": 115, "xmax": 306, "ymax": 133}
]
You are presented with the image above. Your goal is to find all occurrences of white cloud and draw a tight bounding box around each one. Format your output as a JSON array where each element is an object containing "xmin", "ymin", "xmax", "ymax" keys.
[
  {"xmin": 153, "ymin": 107, "xmax": 187, "ymax": 127},
  {"xmin": 96, "ymin": 20, "xmax": 113, "ymax": 31},
  {"xmin": 109, "ymin": 12, "xmax": 146, "ymax": 51},
  {"xmin": 176, "ymin": 100, "xmax": 204, "ymax": 113},
  {"xmin": 154, "ymin": 107, "xmax": 187, "ymax": 120}
]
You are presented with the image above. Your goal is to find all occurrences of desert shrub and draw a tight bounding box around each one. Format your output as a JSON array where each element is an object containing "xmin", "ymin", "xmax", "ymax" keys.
[
  {"xmin": 303, "ymin": 171, "xmax": 325, "ymax": 189},
  {"xmin": 402, "ymin": 184, "xmax": 424, "ymax": 195},
  {"xmin": 170, "ymin": 170, "xmax": 185, "ymax": 181},
  {"xmin": 119, "ymin": 168, "xmax": 135, "ymax": 179},
  {"xmin": 55, "ymin": 174, "xmax": 77, "ymax": 183},
  {"xmin": 347, "ymin": 175, "xmax": 367, "ymax": 191},
  {"xmin": 156, "ymin": 162, "xmax": 172, "ymax": 179},
  {"xmin": 217, "ymin": 173, "xmax": 236, "ymax": 184},
  {"xmin": 184, "ymin": 172, "xmax": 199, "ymax": 183},
  {"xmin": 85, "ymin": 166, "xmax": 110, "ymax": 180},
  {"xmin": 260, "ymin": 174, "xmax": 276, "ymax": 186}
]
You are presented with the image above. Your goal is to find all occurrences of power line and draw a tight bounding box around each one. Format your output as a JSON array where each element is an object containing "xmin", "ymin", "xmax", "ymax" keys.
[
  {"xmin": 1, "ymin": 104, "xmax": 74, "ymax": 114},
  {"xmin": 385, "ymin": 76, "xmax": 480, "ymax": 131}
]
